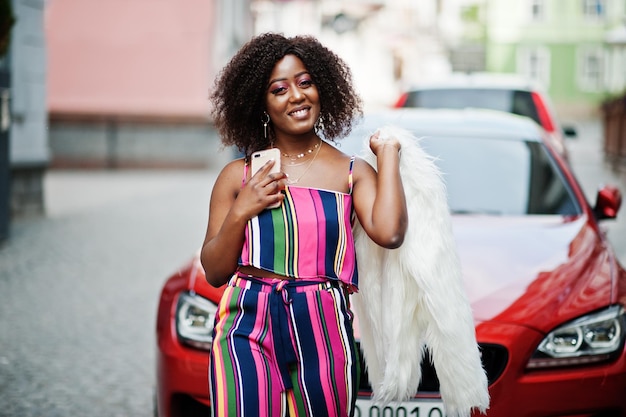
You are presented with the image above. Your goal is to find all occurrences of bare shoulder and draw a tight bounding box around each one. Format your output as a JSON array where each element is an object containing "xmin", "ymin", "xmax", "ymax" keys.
[
  {"xmin": 214, "ymin": 157, "xmax": 247, "ymax": 197},
  {"xmin": 322, "ymin": 146, "xmax": 376, "ymax": 191},
  {"xmin": 323, "ymin": 143, "xmax": 366, "ymax": 167},
  {"xmin": 350, "ymin": 155, "xmax": 376, "ymax": 180}
]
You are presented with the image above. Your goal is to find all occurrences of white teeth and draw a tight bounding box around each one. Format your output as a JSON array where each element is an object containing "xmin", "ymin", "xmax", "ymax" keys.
[{"xmin": 291, "ymin": 109, "xmax": 308, "ymax": 117}]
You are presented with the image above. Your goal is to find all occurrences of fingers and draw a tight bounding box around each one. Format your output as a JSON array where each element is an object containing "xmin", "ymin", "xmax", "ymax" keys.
[
  {"xmin": 370, "ymin": 129, "xmax": 401, "ymax": 155},
  {"xmin": 254, "ymin": 159, "xmax": 287, "ymax": 181},
  {"xmin": 250, "ymin": 160, "xmax": 284, "ymax": 183},
  {"xmin": 246, "ymin": 161, "xmax": 287, "ymax": 210},
  {"xmin": 256, "ymin": 179, "xmax": 285, "ymax": 210},
  {"xmin": 251, "ymin": 158, "xmax": 277, "ymax": 180},
  {"xmin": 258, "ymin": 171, "xmax": 288, "ymax": 190}
]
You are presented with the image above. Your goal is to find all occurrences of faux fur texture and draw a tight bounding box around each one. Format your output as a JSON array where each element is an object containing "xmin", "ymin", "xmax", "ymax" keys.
[{"xmin": 351, "ymin": 126, "xmax": 490, "ymax": 417}]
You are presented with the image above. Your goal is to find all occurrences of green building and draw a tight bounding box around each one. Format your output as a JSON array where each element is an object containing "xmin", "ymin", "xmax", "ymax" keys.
[{"xmin": 482, "ymin": 0, "xmax": 626, "ymax": 119}]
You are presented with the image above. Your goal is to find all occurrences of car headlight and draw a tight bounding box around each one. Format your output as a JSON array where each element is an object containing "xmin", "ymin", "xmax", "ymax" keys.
[
  {"xmin": 527, "ymin": 305, "xmax": 626, "ymax": 369},
  {"xmin": 176, "ymin": 291, "xmax": 218, "ymax": 351}
]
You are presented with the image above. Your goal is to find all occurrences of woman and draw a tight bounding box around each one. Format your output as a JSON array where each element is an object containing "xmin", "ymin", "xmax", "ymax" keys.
[{"xmin": 201, "ymin": 33, "xmax": 407, "ymax": 417}]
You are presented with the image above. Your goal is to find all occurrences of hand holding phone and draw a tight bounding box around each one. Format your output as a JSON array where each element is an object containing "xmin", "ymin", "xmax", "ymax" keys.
[
  {"xmin": 251, "ymin": 148, "xmax": 281, "ymax": 177},
  {"xmin": 250, "ymin": 148, "xmax": 282, "ymax": 209}
]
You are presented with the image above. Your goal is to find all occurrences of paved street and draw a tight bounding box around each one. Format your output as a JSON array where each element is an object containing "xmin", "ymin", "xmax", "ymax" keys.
[
  {"xmin": 0, "ymin": 169, "xmax": 219, "ymax": 417},
  {"xmin": 0, "ymin": 118, "xmax": 625, "ymax": 417}
]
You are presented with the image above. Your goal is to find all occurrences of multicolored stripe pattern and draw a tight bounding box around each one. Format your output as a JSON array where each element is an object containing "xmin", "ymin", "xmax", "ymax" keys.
[
  {"xmin": 209, "ymin": 275, "xmax": 360, "ymax": 417},
  {"xmin": 239, "ymin": 185, "xmax": 358, "ymax": 289}
]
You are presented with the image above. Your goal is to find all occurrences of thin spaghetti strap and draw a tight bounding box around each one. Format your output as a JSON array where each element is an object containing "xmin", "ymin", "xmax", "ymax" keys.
[
  {"xmin": 242, "ymin": 163, "xmax": 249, "ymax": 188},
  {"xmin": 348, "ymin": 156, "xmax": 355, "ymax": 194}
]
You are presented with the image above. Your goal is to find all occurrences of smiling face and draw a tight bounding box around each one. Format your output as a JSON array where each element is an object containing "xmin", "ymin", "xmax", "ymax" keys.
[{"xmin": 265, "ymin": 54, "xmax": 321, "ymax": 141}]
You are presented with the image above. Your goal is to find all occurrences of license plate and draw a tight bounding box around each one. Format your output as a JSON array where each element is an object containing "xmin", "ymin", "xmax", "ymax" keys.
[{"xmin": 355, "ymin": 397, "xmax": 445, "ymax": 417}]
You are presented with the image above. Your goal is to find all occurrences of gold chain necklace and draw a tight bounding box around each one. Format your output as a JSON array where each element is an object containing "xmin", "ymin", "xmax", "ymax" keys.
[
  {"xmin": 285, "ymin": 140, "xmax": 322, "ymax": 184},
  {"xmin": 281, "ymin": 140, "xmax": 322, "ymax": 166}
]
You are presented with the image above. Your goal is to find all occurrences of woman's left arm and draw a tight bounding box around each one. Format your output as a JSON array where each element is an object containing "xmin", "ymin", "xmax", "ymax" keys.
[{"xmin": 352, "ymin": 131, "xmax": 408, "ymax": 249}]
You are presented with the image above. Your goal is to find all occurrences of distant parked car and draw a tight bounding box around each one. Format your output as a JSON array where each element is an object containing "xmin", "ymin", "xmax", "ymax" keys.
[
  {"xmin": 155, "ymin": 108, "xmax": 625, "ymax": 417},
  {"xmin": 394, "ymin": 73, "xmax": 577, "ymax": 158}
]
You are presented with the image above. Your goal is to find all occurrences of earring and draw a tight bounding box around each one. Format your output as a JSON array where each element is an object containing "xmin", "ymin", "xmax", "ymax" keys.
[
  {"xmin": 262, "ymin": 112, "xmax": 270, "ymax": 140},
  {"xmin": 315, "ymin": 116, "xmax": 324, "ymax": 135}
]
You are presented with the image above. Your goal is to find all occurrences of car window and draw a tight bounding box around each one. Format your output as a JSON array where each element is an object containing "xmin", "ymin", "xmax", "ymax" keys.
[
  {"xmin": 340, "ymin": 130, "xmax": 580, "ymax": 216},
  {"xmin": 420, "ymin": 136, "xmax": 579, "ymax": 215},
  {"xmin": 404, "ymin": 89, "xmax": 542, "ymax": 127}
]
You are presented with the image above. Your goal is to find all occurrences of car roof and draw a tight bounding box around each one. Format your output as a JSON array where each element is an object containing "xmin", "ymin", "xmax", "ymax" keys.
[
  {"xmin": 348, "ymin": 108, "xmax": 545, "ymax": 144},
  {"xmin": 405, "ymin": 72, "xmax": 542, "ymax": 92}
]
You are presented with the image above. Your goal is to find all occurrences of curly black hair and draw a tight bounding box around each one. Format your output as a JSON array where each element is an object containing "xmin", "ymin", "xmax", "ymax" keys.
[{"xmin": 210, "ymin": 33, "xmax": 363, "ymax": 157}]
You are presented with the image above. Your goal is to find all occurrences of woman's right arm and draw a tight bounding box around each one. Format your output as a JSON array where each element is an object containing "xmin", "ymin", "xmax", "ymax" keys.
[{"xmin": 200, "ymin": 158, "xmax": 286, "ymax": 287}]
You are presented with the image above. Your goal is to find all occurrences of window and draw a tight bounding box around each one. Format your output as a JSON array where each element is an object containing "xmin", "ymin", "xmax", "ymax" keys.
[
  {"xmin": 529, "ymin": 0, "xmax": 545, "ymax": 22},
  {"xmin": 403, "ymin": 89, "xmax": 542, "ymax": 128},
  {"xmin": 582, "ymin": 0, "xmax": 605, "ymax": 20},
  {"xmin": 341, "ymin": 125, "xmax": 580, "ymax": 216},
  {"xmin": 421, "ymin": 138, "xmax": 579, "ymax": 216},
  {"xmin": 517, "ymin": 47, "xmax": 551, "ymax": 89},
  {"xmin": 578, "ymin": 48, "xmax": 605, "ymax": 92}
]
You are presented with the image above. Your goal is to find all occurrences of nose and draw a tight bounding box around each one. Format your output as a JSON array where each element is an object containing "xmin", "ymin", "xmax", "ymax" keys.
[{"xmin": 289, "ymin": 86, "xmax": 305, "ymax": 101}]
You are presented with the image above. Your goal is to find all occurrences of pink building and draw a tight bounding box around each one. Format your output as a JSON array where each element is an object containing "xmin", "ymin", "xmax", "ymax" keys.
[
  {"xmin": 46, "ymin": 0, "xmax": 228, "ymax": 168},
  {"xmin": 47, "ymin": 0, "xmax": 215, "ymax": 122}
]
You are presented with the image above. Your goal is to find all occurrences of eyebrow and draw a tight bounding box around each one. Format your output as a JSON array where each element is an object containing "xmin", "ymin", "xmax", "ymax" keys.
[{"xmin": 267, "ymin": 71, "xmax": 310, "ymax": 89}]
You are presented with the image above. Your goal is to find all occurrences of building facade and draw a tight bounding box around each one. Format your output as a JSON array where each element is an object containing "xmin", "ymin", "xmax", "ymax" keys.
[
  {"xmin": 5, "ymin": 0, "xmax": 48, "ymax": 225},
  {"xmin": 250, "ymin": 0, "xmax": 466, "ymax": 108},
  {"xmin": 41, "ymin": 0, "xmax": 626, "ymax": 183},
  {"xmin": 46, "ymin": 0, "xmax": 228, "ymax": 170},
  {"xmin": 44, "ymin": 0, "xmax": 464, "ymax": 175},
  {"xmin": 484, "ymin": 0, "xmax": 626, "ymax": 118}
]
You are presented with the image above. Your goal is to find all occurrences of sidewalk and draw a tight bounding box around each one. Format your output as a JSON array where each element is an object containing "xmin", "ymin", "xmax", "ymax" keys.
[{"xmin": 0, "ymin": 169, "xmax": 219, "ymax": 417}]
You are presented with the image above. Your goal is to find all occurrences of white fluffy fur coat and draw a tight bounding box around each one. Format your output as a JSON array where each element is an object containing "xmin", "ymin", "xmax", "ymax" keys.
[{"xmin": 351, "ymin": 126, "xmax": 490, "ymax": 417}]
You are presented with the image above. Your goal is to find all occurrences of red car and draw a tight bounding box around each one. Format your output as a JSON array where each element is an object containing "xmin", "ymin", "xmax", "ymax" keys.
[
  {"xmin": 155, "ymin": 108, "xmax": 625, "ymax": 417},
  {"xmin": 393, "ymin": 73, "xmax": 577, "ymax": 159}
]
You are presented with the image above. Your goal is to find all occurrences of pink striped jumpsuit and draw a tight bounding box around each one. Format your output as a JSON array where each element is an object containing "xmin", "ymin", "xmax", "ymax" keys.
[{"xmin": 209, "ymin": 157, "xmax": 360, "ymax": 417}]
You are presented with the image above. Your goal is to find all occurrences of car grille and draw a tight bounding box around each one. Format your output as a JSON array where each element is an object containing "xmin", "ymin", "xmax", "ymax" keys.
[{"xmin": 356, "ymin": 342, "xmax": 508, "ymax": 393}]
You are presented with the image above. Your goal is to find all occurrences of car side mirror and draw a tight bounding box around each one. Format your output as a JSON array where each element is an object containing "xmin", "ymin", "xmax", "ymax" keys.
[
  {"xmin": 594, "ymin": 185, "xmax": 622, "ymax": 220},
  {"xmin": 562, "ymin": 125, "xmax": 577, "ymax": 138}
]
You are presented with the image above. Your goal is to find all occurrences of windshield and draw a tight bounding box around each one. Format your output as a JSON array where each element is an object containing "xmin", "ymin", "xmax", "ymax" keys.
[
  {"xmin": 422, "ymin": 137, "xmax": 579, "ymax": 215},
  {"xmin": 341, "ymin": 133, "xmax": 580, "ymax": 216},
  {"xmin": 404, "ymin": 89, "xmax": 542, "ymax": 127}
]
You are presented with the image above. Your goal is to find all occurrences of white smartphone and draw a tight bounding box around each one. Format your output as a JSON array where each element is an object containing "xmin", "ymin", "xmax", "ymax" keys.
[
  {"xmin": 250, "ymin": 148, "xmax": 282, "ymax": 208},
  {"xmin": 251, "ymin": 148, "xmax": 281, "ymax": 176}
]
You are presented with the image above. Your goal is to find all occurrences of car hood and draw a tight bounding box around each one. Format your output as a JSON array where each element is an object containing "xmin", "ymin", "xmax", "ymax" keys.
[{"xmin": 455, "ymin": 215, "xmax": 613, "ymax": 333}]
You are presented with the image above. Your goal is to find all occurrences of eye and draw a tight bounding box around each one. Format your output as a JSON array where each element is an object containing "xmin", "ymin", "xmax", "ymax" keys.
[
  {"xmin": 298, "ymin": 78, "xmax": 313, "ymax": 88},
  {"xmin": 269, "ymin": 83, "xmax": 287, "ymax": 95},
  {"xmin": 270, "ymin": 86, "xmax": 287, "ymax": 95}
]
